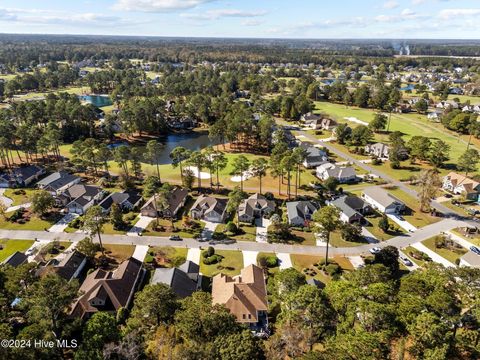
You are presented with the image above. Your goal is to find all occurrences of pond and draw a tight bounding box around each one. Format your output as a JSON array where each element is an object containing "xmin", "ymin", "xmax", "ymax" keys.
[
  {"xmin": 400, "ymin": 84, "xmax": 415, "ymax": 91},
  {"xmin": 78, "ymin": 95, "xmax": 113, "ymax": 107}
]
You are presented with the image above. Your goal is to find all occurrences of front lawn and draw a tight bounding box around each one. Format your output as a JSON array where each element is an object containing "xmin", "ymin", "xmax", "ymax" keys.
[
  {"xmin": 257, "ymin": 252, "xmax": 280, "ymax": 275},
  {"xmin": 143, "ymin": 218, "xmax": 205, "ymax": 238},
  {"xmin": 40, "ymin": 241, "xmax": 72, "ymax": 261},
  {"xmin": 97, "ymin": 244, "xmax": 135, "ymax": 265},
  {"xmin": 3, "ymin": 188, "xmax": 38, "ymax": 206},
  {"xmin": 290, "ymin": 254, "xmax": 353, "ymax": 284},
  {"xmin": 403, "ymin": 246, "xmax": 431, "ymax": 268},
  {"xmin": 199, "ymin": 249, "xmax": 244, "ymax": 277},
  {"xmin": 365, "ymin": 215, "xmax": 403, "ymax": 241},
  {"xmin": 291, "ymin": 229, "xmax": 317, "ymax": 246},
  {"xmin": 422, "ymin": 236, "xmax": 467, "ymax": 264},
  {"xmin": 0, "ymin": 212, "xmax": 61, "ymax": 231},
  {"xmin": 0, "ymin": 239, "xmax": 34, "ymax": 262},
  {"xmin": 451, "ymin": 229, "xmax": 480, "ymax": 247},
  {"xmin": 144, "ymin": 246, "xmax": 188, "ymax": 267},
  {"xmin": 328, "ymin": 230, "xmax": 369, "ymax": 248},
  {"xmin": 216, "ymin": 223, "xmax": 257, "ymax": 242}
]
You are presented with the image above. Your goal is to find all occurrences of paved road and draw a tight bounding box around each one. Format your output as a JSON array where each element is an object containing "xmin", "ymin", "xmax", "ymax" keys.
[
  {"xmin": 0, "ymin": 217, "xmax": 468, "ymax": 256},
  {"xmin": 283, "ymin": 122, "xmax": 468, "ymax": 219}
]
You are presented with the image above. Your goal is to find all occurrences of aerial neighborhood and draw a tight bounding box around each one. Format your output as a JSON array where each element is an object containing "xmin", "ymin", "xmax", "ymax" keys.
[{"xmin": 0, "ymin": 20, "xmax": 480, "ymax": 360}]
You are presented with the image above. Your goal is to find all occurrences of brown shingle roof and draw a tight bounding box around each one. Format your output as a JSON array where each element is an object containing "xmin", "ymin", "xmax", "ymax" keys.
[{"xmin": 212, "ymin": 264, "xmax": 267, "ymax": 323}]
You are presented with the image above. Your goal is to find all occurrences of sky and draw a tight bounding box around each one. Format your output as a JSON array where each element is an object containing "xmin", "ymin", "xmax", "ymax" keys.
[{"xmin": 0, "ymin": 0, "xmax": 479, "ymax": 39}]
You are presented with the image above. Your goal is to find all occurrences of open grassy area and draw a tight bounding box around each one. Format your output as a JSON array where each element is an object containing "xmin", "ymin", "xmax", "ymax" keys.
[
  {"xmin": 199, "ymin": 249, "xmax": 244, "ymax": 277},
  {"xmin": 364, "ymin": 215, "xmax": 403, "ymax": 241},
  {"xmin": 0, "ymin": 239, "xmax": 34, "ymax": 262},
  {"xmin": 402, "ymin": 246, "xmax": 430, "ymax": 268},
  {"xmin": 143, "ymin": 218, "xmax": 205, "ymax": 238},
  {"xmin": 328, "ymin": 230, "xmax": 369, "ymax": 248},
  {"xmin": 290, "ymin": 254, "xmax": 353, "ymax": 284},
  {"xmin": 145, "ymin": 246, "xmax": 188, "ymax": 267},
  {"xmin": 3, "ymin": 189, "xmax": 38, "ymax": 206},
  {"xmin": 422, "ymin": 236, "xmax": 467, "ymax": 264},
  {"xmin": 0, "ymin": 213, "xmax": 60, "ymax": 231},
  {"xmin": 98, "ymin": 244, "xmax": 135, "ymax": 264},
  {"xmin": 291, "ymin": 229, "xmax": 317, "ymax": 246},
  {"xmin": 216, "ymin": 223, "xmax": 257, "ymax": 242}
]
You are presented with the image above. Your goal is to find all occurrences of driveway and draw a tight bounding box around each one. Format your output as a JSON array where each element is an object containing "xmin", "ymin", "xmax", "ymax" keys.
[
  {"xmin": 243, "ymin": 250, "xmax": 259, "ymax": 267},
  {"xmin": 255, "ymin": 217, "xmax": 270, "ymax": 243},
  {"xmin": 132, "ymin": 245, "xmax": 149, "ymax": 261},
  {"xmin": 0, "ymin": 189, "xmax": 13, "ymax": 208},
  {"xmin": 7, "ymin": 202, "xmax": 31, "ymax": 213},
  {"xmin": 201, "ymin": 221, "xmax": 218, "ymax": 240},
  {"xmin": 411, "ymin": 242, "xmax": 455, "ymax": 268},
  {"xmin": 347, "ymin": 256, "xmax": 364, "ymax": 269},
  {"xmin": 276, "ymin": 253, "xmax": 292, "ymax": 269},
  {"xmin": 26, "ymin": 239, "xmax": 51, "ymax": 262},
  {"xmin": 399, "ymin": 249, "xmax": 420, "ymax": 271},
  {"xmin": 387, "ymin": 214, "xmax": 417, "ymax": 233},
  {"xmin": 48, "ymin": 213, "xmax": 78, "ymax": 233},
  {"xmin": 127, "ymin": 216, "xmax": 154, "ymax": 236},
  {"xmin": 361, "ymin": 227, "xmax": 379, "ymax": 244},
  {"xmin": 187, "ymin": 247, "xmax": 201, "ymax": 264}
]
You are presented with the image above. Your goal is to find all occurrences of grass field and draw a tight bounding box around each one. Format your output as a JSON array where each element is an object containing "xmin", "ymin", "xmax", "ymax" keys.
[
  {"xmin": 199, "ymin": 249, "xmax": 244, "ymax": 277},
  {"xmin": 216, "ymin": 223, "xmax": 257, "ymax": 242},
  {"xmin": 143, "ymin": 218, "xmax": 205, "ymax": 238},
  {"xmin": 99, "ymin": 244, "xmax": 135, "ymax": 264},
  {"xmin": 328, "ymin": 230, "xmax": 369, "ymax": 248},
  {"xmin": 3, "ymin": 189, "xmax": 38, "ymax": 206},
  {"xmin": 0, "ymin": 239, "xmax": 34, "ymax": 262},
  {"xmin": 422, "ymin": 236, "xmax": 467, "ymax": 264},
  {"xmin": 290, "ymin": 254, "xmax": 353, "ymax": 284},
  {"xmin": 0, "ymin": 214, "xmax": 59, "ymax": 231},
  {"xmin": 145, "ymin": 246, "xmax": 188, "ymax": 266}
]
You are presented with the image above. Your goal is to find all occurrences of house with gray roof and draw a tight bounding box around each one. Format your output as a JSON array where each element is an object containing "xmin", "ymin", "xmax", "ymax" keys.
[
  {"xmin": 286, "ymin": 200, "xmax": 319, "ymax": 226},
  {"xmin": 459, "ymin": 251, "xmax": 480, "ymax": 268},
  {"xmin": 238, "ymin": 193, "xmax": 276, "ymax": 223},
  {"xmin": 36, "ymin": 250, "xmax": 87, "ymax": 282},
  {"xmin": 300, "ymin": 143, "xmax": 329, "ymax": 168},
  {"xmin": 361, "ymin": 187, "xmax": 405, "ymax": 214},
  {"xmin": 151, "ymin": 260, "xmax": 200, "ymax": 298},
  {"xmin": 190, "ymin": 195, "xmax": 228, "ymax": 223},
  {"xmin": 57, "ymin": 184, "xmax": 105, "ymax": 215},
  {"xmin": 316, "ymin": 163, "xmax": 357, "ymax": 183},
  {"xmin": 329, "ymin": 195, "xmax": 370, "ymax": 224},
  {"xmin": 1, "ymin": 251, "xmax": 28, "ymax": 268},
  {"xmin": 141, "ymin": 187, "xmax": 188, "ymax": 218},
  {"xmin": 365, "ymin": 143, "xmax": 390, "ymax": 159},
  {"xmin": 0, "ymin": 165, "xmax": 45, "ymax": 188},
  {"xmin": 37, "ymin": 171, "xmax": 81, "ymax": 195},
  {"xmin": 99, "ymin": 190, "xmax": 143, "ymax": 213}
]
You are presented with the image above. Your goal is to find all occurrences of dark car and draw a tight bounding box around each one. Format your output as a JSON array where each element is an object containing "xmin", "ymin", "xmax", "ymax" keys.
[
  {"xmin": 470, "ymin": 246, "xmax": 480, "ymax": 255},
  {"xmin": 169, "ymin": 235, "xmax": 182, "ymax": 241}
]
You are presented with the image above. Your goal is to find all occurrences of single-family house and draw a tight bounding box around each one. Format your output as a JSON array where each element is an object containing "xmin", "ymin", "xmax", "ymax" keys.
[
  {"xmin": 0, "ymin": 165, "xmax": 45, "ymax": 188},
  {"xmin": 57, "ymin": 184, "xmax": 104, "ymax": 214},
  {"xmin": 212, "ymin": 264, "xmax": 268, "ymax": 332},
  {"xmin": 459, "ymin": 251, "xmax": 480, "ymax": 268},
  {"xmin": 141, "ymin": 187, "xmax": 188, "ymax": 218},
  {"xmin": 436, "ymin": 100, "xmax": 459, "ymax": 110},
  {"xmin": 319, "ymin": 118, "xmax": 338, "ymax": 130},
  {"xmin": 99, "ymin": 190, "xmax": 143, "ymax": 213},
  {"xmin": 329, "ymin": 195, "xmax": 370, "ymax": 223},
  {"xmin": 190, "ymin": 195, "xmax": 227, "ymax": 223},
  {"xmin": 70, "ymin": 257, "xmax": 144, "ymax": 320},
  {"xmin": 37, "ymin": 171, "xmax": 81, "ymax": 195},
  {"xmin": 316, "ymin": 163, "xmax": 357, "ymax": 183},
  {"xmin": 1, "ymin": 251, "xmax": 28, "ymax": 267},
  {"xmin": 151, "ymin": 260, "xmax": 200, "ymax": 298},
  {"xmin": 365, "ymin": 143, "xmax": 390, "ymax": 159},
  {"xmin": 301, "ymin": 112, "xmax": 321, "ymax": 123},
  {"xmin": 238, "ymin": 194, "xmax": 276, "ymax": 223},
  {"xmin": 442, "ymin": 172, "xmax": 480, "ymax": 200},
  {"xmin": 301, "ymin": 144, "xmax": 328, "ymax": 168},
  {"xmin": 362, "ymin": 187, "xmax": 406, "ymax": 214},
  {"xmin": 427, "ymin": 110, "xmax": 443, "ymax": 121},
  {"xmin": 36, "ymin": 250, "xmax": 87, "ymax": 282},
  {"xmin": 286, "ymin": 200, "xmax": 319, "ymax": 226}
]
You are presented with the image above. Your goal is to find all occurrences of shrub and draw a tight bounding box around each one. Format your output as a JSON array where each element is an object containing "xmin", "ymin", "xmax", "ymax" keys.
[
  {"xmin": 225, "ymin": 221, "xmax": 238, "ymax": 234},
  {"xmin": 205, "ymin": 246, "xmax": 215, "ymax": 257},
  {"xmin": 212, "ymin": 231, "xmax": 226, "ymax": 240},
  {"xmin": 265, "ymin": 256, "xmax": 278, "ymax": 268},
  {"xmin": 203, "ymin": 254, "xmax": 222, "ymax": 265},
  {"xmin": 264, "ymin": 192, "xmax": 274, "ymax": 200},
  {"xmin": 324, "ymin": 263, "xmax": 341, "ymax": 276}
]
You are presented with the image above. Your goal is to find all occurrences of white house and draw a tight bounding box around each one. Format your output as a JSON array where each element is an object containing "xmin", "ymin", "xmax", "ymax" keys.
[
  {"xmin": 316, "ymin": 163, "xmax": 357, "ymax": 183},
  {"xmin": 442, "ymin": 172, "xmax": 480, "ymax": 201},
  {"xmin": 361, "ymin": 187, "xmax": 405, "ymax": 214}
]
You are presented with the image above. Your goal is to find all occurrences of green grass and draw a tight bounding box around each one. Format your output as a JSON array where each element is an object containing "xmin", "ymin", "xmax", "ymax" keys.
[
  {"xmin": 290, "ymin": 254, "xmax": 353, "ymax": 284},
  {"xmin": 0, "ymin": 214, "xmax": 60, "ymax": 231},
  {"xmin": 216, "ymin": 223, "xmax": 257, "ymax": 242},
  {"xmin": 143, "ymin": 218, "xmax": 205, "ymax": 238},
  {"xmin": 291, "ymin": 229, "xmax": 317, "ymax": 246},
  {"xmin": 364, "ymin": 215, "xmax": 403, "ymax": 241},
  {"xmin": 0, "ymin": 239, "xmax": 34, "ymax": 262},
  {"xmin": 257, "ymin": 252, "xmax": 280, "ymax": 274},
  {"xmin": 199, "ymin": 250, "xmax": 244, "ymax": 277},
  {"xmin": 145, "ymin": 246, "xmax": 188, "ymax": 267},
  {"xmin": 328, "ymin": 230, "xmax": 369, "ymax": 248},
  {"xmin": 41, "ymin": 241, "xmax": 72, "ymax": 261},
  {"xmin": 422, "ymin": 236, "xmax": 467, "ymax": 264},
  {"xmin": 3, "ymin": 189, "xmax": 38, "ymax": 207},
  {"xmin": 451, "ymin": 229, "xmax": 480, "ymax": 247},
  {"xmin": 402, "ymin": 246, "xmax": 429, "ymax": 267},
  {"xmin": 98, "ymin": 244, "xmax": 135, "ymax": 263}
]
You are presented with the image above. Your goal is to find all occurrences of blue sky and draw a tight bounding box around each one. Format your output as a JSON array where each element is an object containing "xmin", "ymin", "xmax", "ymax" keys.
[{"xmin": 0, "ymin": 0, "xmax": 479, "ymax": 38}]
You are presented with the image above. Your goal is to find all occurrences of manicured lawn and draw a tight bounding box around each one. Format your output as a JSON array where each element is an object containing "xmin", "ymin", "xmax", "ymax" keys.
[
  {"xmin": 364, "ymin": 215, "xmax": 403, "ymax": 241},
  {"xmin": 451, "ymin": 229, "xmax": 480, "ymax": 247},
  {"xmin": 0, "ymin": 239, "xmax": 34, "ymax": 262},
  {"xmin": 199, "ymin": 250, "xmax": 244, "ymax": 277},
  {"xmin": 41, "ymin": 241, "xmax": 72, "ymax": 261},
  {"xmin": 422, "ymin": 236, "xmax": 467, "ymax": 264},
  {"xmin": 257, "ymin": 252, "xmax": 280, "ymax": 274},
  {"xmin": 98, "ymin": 244, "xmax": 135, "ymax": 263},
  {"xmin": 291, "ymin": 229, "xmax": 317, "ymax": 246},
  {"xmin": 3, "ymin": 189, "xmax": 38, "ymax": 206},
  {"xmin": 143, "ymin": 218, "xmax": 205, "ymax": 238},
  {"xmin": 290, "ymin": 254, "xmax": 353, "ymax": 284},
  {"xmin": 216, "ymin": 223, "xmax": 257, "ymax": 242},
  {"xmin": 0, "ymin": 214, "xmax": 60, "ymax": 231},
  {"xmin": 328, "ymin": 230, "xmax": 369, "ymax": 248},
  {"xmin": 145, "ymin": 246, "xmax": 188, "ymax": 267}
]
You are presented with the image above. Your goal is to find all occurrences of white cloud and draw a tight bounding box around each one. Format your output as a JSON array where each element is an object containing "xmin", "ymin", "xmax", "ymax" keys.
[
  {"xmin": 241, "ymin": 19, "xmax": 263, "ymax": 26},
  {"xmin": 114, "ymin": 0, "xmax": 216, "ymax": 13},
  {"xmin": 375, "ymin": 8, "xmax": 419, "ymax": 22},
  {"xmin": 412, "ymin": 0, "xmax": 426, "ymax": 5},
  {"xmin": 181, "ymin": 9, "xmax": 267, "ymax": 20},
  {"xmin": 439, "ymin": 8, "xmax": 480, "ymax": 19},
  {"xmin": 383, "ymin": 1, "xmax": 399, "ymax": 9}
]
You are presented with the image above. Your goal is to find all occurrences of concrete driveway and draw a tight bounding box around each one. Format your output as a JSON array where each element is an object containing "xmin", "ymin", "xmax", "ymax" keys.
[
  {"xmin": 201, "ymin": 221, "xmax": 218, "ymax": 240},
  {"xmin": 48, "ymin": 213, "xmax": 78, "ymax": 233},
  {"xmin": 361, "ymin": 227, "xmax": 380, "ymax": 244},
  {"xmin": 255, "ymin": 217, "xmax": 270, "ymax": 243},
  {"xmin": 387, "ymin": 214, "xmax": 417, "ymax": 233},
  {"xmin": 187, "ymin": 247, "xmax": 201, "ymax": 264},
  {"xmin": 347, "ymin": 256, "xmax": 364, "ymax": 269},
  {"xmin": 0, "ymin": 189, "xmax": 13, "ymax": 208},
  {"xmin": 243, "ymin": 250, "xmax": 259, "ymax": 267},
  {"xmin": 127, "ymin": 216, "xmax": 153, "ymax": 236},
  {"xmin": 277, "ymin": 253, "xmax": 292, "ymax": 269},
  {"xmin": 132, "ymin": 245, "xmax": 149, "ymax": 261}
]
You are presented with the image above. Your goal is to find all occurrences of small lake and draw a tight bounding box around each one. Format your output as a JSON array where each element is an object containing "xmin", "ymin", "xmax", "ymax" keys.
[
  {"xmin": 78, "ymin": 95, "xmax": 113, "ymax": 107},
  {"xmin": 400, "ymin": 84, "xmax": 415, "ymax": 91}
]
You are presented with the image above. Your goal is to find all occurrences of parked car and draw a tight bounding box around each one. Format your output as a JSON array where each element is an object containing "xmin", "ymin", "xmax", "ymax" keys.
[
  {"xmin": 470, "ymin": 246, "xmax": 480, "ymax": 255},
  {"xmin": 399, "ymin": 256, "xmax": 413, "ymax": 267},
  {"xmin": 169, "ymin": 235, "xmax": 182, "ymax": 241},
  {"xmin": 369, "ymin": 247, "xmax": 381, "ymax": 254}
]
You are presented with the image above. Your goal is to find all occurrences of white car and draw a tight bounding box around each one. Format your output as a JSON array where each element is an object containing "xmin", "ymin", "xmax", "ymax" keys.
[
  {"xmin": 399, "ymin": 256, "xmax": 413, "ymax": 267},
  {"xmin": 369, "ymin": 247, "xmax": 381, "ymax": 254}
]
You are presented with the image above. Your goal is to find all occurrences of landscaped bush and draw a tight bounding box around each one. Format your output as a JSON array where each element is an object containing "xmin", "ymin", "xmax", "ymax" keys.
[
  {"xmin": 9, "ymin": 208, "xmax": 26, "ymax": 222},
  {"xmin": 325, "ymin": 263, "xmax": 341, "ymax": 276},
  {"xmin": 265, "ymin": 256, "xmax": 278, "ymax": 268},
  {"xmin": 13, "ymin": 189, "xmax": 26, "ymax": 196},
  {"xmin": 203, "ymin": 246, "xmax": 215, "ymax": 258},
  {"xmin": 124, "ymin": 213, "xmax": 137, "ymax": 222},
  {"xmin": 225, "ymin": 221, "xmax": 238, "ymax": 234},
  {"xmin": 212, "ymin": 231, "xmax": 226, "ymax": 240},
  {"xmin": 69, "ymin": 217, "xmax": 84, "ymax": 229},
  {"xmin": 203, "ymin": 254, "xmax": 223, "ymax": 265}
]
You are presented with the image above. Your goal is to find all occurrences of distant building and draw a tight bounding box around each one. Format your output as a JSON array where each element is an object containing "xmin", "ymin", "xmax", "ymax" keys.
[
  {"xmin": 0, "ymin": 165, "xmax": 45, "ymax": 188},
  {"xmin": 212, "ymin": 264, "xmax": 268, "ymax": 332},
  {"xmin": 37, "ymin": 171, "xmax": 81, "ymax": 195},
  {"xmin": 300, "ymin": 143, "xmax": 328, "ymax": 168},
  {"xmin": 365, "ymin": 143, "xmax": 390, "ymax": 159}
]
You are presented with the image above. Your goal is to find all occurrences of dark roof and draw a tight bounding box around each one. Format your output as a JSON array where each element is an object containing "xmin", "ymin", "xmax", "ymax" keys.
[
  {"xmin": 330, "ymin": 195, "xmax": 364, "ymax": 219},
  {"xmin": 37, "ymin": 171, "xmax": 79, "ymax": 191},
  {"xmin": 1, "ymin": 251, "xmax": 28, "ymax": 267},
  {"xmin": 151, "ymin": 261, "xmax": 199, "ymax": 298},
  {"xmin": 142, "ymin": 187, "xmax": 188, "ymax": 214},
  {"xmin": 14, "ymin": 165, "xmax": 44, "ymax": 180},
  {"xmin": 99, "ymin": 190, "xmax": 141, "ymax": 211},
  {"xmin": 55, "ymin": 250, "xmax": 86, "ymax": 281}
]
